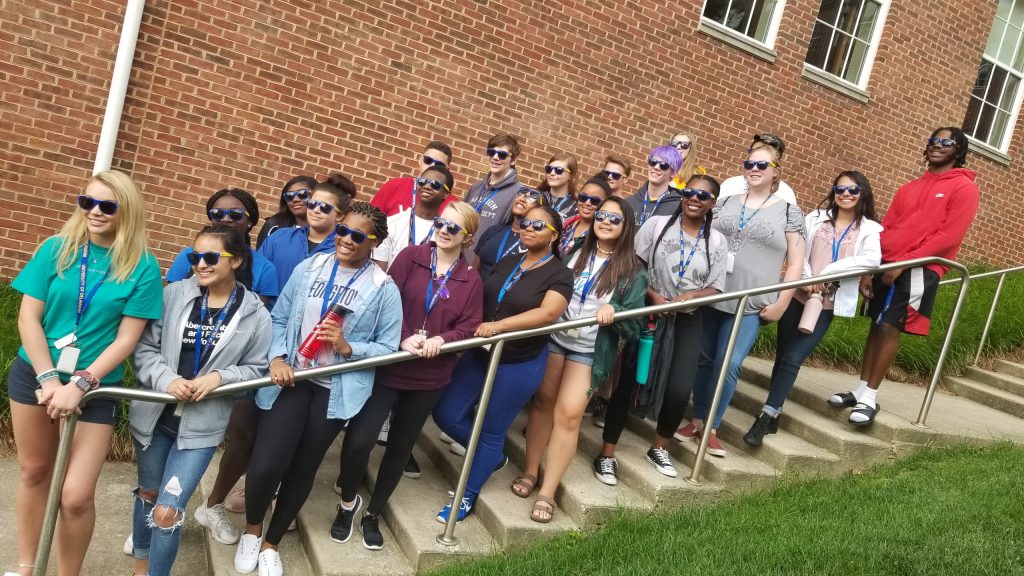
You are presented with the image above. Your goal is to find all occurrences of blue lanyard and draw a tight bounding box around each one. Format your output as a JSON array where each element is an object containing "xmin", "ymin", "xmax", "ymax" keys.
[
  {"xmin": 551, "ymin": 193, "xmax": 573, "ymax": 214},
  {"xmin": 496, "ymin": 227, "xmax": 521, "ymax": 260},
  {"xmin": 831, "ymin": 221, "xmax": 855, "ymax": 262},
  {"xmin": 409, "ymin": 211, "xmax": 435, "ymax": 247},
  {"xmin": 424, "ymin": 248, "xmax": 460, "ymax": 326},
  {"xmin": 577, "ymin": 251, "xmax": 609, "ymax": 312},
  {"xmin": 77, "ymin": 243, "xmax": 109, "ymax": 330},
  {"xmin": 194, "ymin": 285, "xmax": 238, "ymax": 378},
  {"xmin": 497, "ymin": 253, "xmax": 553, "ymax": 310},
  {"xmin": 676, "ymin": 225, "xmax": 704, "ymax": 290},
  {"xmin": 640, "ymin": 192, "xmax": 664, "ymax": 225},
  {"xmin": 474, "ymin": 187, "xmax": 500, "ymax": 213},
  {"xmin": 875, "ymin": 284, "xmax": 896, "ymax": 326},
  {"xmin": 321, "ymin": 260, "xmax": 372, "ymax": 318},
  {"xmin": 738, "ymin": 193, "xmax": 775, "ymax": 230}
]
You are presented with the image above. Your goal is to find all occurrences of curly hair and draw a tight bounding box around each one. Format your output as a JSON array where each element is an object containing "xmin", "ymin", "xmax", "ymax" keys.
[
  {"xmin": 206, "ymin": 188, "xmax": 260, "ymax": 242},
  {"xmin": 924, "ymin": 127, "xmax": 969, "ymax": 168},
  {"xmin": 343, "ymin": 201, "xmax": 389, "ymax": 243}
]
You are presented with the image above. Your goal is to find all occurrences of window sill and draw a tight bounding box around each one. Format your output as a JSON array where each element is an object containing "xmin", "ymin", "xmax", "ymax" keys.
[
  {"xmin": 967, "ymin": 138, "xmax": 1012, "ymax": 166},
  {"xmin": 698, "ymin": 19, "xmax": 776, "ymax": 64},
  {"xmin": 801, "ymin": 66, "xmax": 870, "ymax": 103}
]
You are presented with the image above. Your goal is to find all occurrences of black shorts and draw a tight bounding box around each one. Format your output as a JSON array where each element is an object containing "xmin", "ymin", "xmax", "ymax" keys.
[
  {"xmin": 862, "ymin": 267, "xmax": 940, "ymax": 336},
  {"xmin": 7, "ymin": 356, "xmax": 120, "ymax": 425}
]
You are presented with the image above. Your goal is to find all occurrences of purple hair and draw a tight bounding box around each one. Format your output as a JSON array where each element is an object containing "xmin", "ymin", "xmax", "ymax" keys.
[{"xmin": 648, "ymin": 145, "xmax": 683, "ymax": 173}]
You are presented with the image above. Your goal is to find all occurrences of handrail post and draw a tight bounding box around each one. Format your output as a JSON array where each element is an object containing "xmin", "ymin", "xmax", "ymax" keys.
[
  {"xmin": 973, "ymin": 274, "xmax": 1006, "ymax": 366},
  {"xmin": 33, "ymin": 412, "xmax": 80, "ymax": 575},
  {"xmin": 687, "ymin": 295, "xmax": 749, "ymax": 486},
  {"xmin": 437, "ymin": 340, "xmax": 505, "ymax": 546},
  {"xmin": 914, "ymin": 266, "xmax": 971, "ymax": 427}
]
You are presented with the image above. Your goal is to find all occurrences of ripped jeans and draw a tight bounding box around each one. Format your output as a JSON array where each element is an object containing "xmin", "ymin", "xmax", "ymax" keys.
[{"xmin": 132, "ymin": 423, "xmax": 215, "ymax": 576}]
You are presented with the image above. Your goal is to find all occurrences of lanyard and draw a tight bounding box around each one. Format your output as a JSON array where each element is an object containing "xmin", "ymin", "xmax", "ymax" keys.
[
  {"xmin": 409, "ymin": 210, "xmax": 435, "ymax": 247},
  {"xmin": 875, "ymin": 284, "xmax": 896, "ymax": 326},
  {"xmin": 76, "ymin": 243, "xmax": 110, "ymax": 330},
  {"xmin": 496, "ymin": 253, "xmax": 553, "ymax": 312},
  {"xmin": 551, "ymin": 193, "xmax": 573, "ymax": 214},
  {"xmin": 496, "ymin": 227, "xmax": 522, "ymax": 260},
  {"xmin": 676, "ymin": 225, "xmax": 704, "ymax": 290},
  {"xmin": 738, "ymin": 192, "xmax": 775, "ymax": 230},
  {"xmin": 559, "ymin": 218, "xmax": 584, "ymax": 256},
  {"xmin": 577, "ymin": 251, "xmax": 609, "ymax": 312},
  {"xmin": 831, "ymin": 220, "xmax": 855, "ymax": 262},
  {"xmin": 641, "ymin": 191, "xmax": 665, "ymax": 225},
  {"xmin": 321, "ymin": 259, "xmax": 372, "ymax": 317},
  {"xmin": 474, "ymin": 187, "xmax": 500, "ymax": 213},
  {"xmin": 424, "ymin": 248, "xmax": 460, "ymax": 326},
  {"xmin": 194, "ymin": 285, "xmax": 239, "ymax": 378}
]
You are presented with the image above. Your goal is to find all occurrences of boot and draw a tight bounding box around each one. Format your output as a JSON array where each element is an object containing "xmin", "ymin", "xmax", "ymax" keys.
[{"xmin": 743, "ymin": 412, "xmax": 778, "ymax": 447}]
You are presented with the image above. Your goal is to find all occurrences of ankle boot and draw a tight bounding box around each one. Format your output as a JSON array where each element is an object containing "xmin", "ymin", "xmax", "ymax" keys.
[{"xmin": 743, "ymin": 412, "xmax": 777, "ymax": 447}]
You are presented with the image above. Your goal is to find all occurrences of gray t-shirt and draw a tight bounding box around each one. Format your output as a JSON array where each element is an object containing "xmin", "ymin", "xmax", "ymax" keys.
[
  {"xmin": 635, "ymin": 215, "xmax": 728, "ymax": 299},
  {"xmin": 711, "ymin": 196, "xmax": 805, "ymax": 315}
]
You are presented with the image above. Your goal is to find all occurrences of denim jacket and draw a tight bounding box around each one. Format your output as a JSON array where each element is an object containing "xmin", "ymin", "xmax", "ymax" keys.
[{"xmin": 256, "ymin": 253, "xmax": 402, "ymax": 419}]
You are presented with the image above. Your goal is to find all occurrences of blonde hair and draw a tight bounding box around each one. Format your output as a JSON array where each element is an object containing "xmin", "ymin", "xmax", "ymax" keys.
[
  {"xmin": 443, "ymin": 201, "xmax": 480, "ymax": 247},
  {"xmin": 672, "ymin": 131, "xmax": 705, "ymax": 183},
  {"xmin": 745, "ymin": 145, "xmax": 782, "ymax": 193},
  {"xmin": 55, "ymin": 170, "xmax": 150, "ymax": 283}
]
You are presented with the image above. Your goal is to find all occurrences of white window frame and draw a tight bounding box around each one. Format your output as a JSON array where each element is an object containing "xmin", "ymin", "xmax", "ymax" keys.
[
  {"xmin": 965, "ymin": 0, "xmax": 1024, "ymax": 160},
  {"xmin": 698, "ymin": 0, "xmax": 788, "ymax": 63},
  {"xmin": 801, "ymin": 0, "xmax": 890, "ymax": 98}
]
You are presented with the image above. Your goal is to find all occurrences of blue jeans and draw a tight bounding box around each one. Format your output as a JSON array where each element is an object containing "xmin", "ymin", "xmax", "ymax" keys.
[
  {"xmin": 132, "ymin": 423, "xmax": 216, "ymax": 576},
  {"xmin": 764, "ymin": 299, "xmax": 834, "ymax": 415},
  {"xmin": 432, "ymin": 348, "xmax": 548, "ymax": 497},
  {"xmin": 691, "ymin": 309, "xmax": 763, "ymax": 429}
]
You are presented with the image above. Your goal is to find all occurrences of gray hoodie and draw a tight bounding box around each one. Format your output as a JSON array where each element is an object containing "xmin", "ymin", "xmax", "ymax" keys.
[
  {"xmin": 130, "ymin": 277, "xmax": 271, "ymax": 450},
  {"xmin": 628, "ymin": 182, "xmax": 684, "ymax": 227},
  {"xmin": 464, "ymin": 168, "xmax": 529, "ymax": 251}
]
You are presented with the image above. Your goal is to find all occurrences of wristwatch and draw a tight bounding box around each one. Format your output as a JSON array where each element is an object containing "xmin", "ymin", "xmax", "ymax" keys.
[{"xmin": 70, "ymin": 370, "xmax": 100, "ymax": 392}]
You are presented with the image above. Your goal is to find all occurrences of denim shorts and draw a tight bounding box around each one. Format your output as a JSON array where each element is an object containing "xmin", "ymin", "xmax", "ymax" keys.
[
  {"xmin": 547, "ymin": 341, "xmax": 594, "ymax": 366},
  {"xmin": 7, "ymin": 356, "xmax": 120, "ymax": 426}
]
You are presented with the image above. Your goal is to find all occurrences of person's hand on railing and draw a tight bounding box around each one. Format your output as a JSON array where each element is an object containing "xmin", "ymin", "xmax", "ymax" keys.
[
  {"xmin": 400, "ymin": 334, "xmax": 427, "ymax": 356},
  {"xmin": 759, "ymin": 301, "xmax": 786, "ymax": 323},
  {"xmin": 647, "ymin": 291, "xmax": 673, "ymax": 318},
  {"xmin": 476, "ymin": 321, "xmax": 505, "ymax": 338},
  {"xmin": 880, "ymin": 267, "xmax": 904, "ymax": 286},
  {"xmin": 421, "ymin": 336, "xmax": 445, "ymax": 358},
  {"xmin": 859, "ymin": 275, "xmax": 874, "ymax": 299},
  {"xmin": 270, "ymin": 356, "xmax": 295, "ymax": 387},
  {"xmin": 595, "ymin": 304, "xmax": 615, "ymax": 326},
  {"xmin": 319, "ymin": 318, "xmax": 353, "ymax": 359},
  {"xmin": 36, "ymin": 379, "xmax": 62, "ymax": 406},
  {"xmin": 190, "ymin": 371, "xmax": 222, "ymax": 402},
  {"xmin": 46, "ymin": 385, "xmax": 84, "ymax": 419},
  {"xmin": 167, "ymin": 378, "xmax": 194, "ymax": 401}
]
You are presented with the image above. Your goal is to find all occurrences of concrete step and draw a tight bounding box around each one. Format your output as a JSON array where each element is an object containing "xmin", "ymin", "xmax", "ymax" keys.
[
  {"xmin": 944, "ymin": 376, "xmax": 1024, "ymax": 419},
  {"xmin": 995, "ymin": 359, "xmax": 1024, "ymax": 380},
  {"xmin": 964, "ymin": 366, "xmax": 1024, "ymax": 397},
  {"xmin": 715, "ymin": 404, "xmax": 843, "ymax": 476},
  {"xmin": 418, "ymin": 418, "xmax": 575, "ymax": 550}
]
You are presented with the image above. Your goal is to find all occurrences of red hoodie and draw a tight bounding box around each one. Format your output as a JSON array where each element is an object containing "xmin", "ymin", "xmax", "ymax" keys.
[
  {"xmin": 370, "ymin": 176, "xmax": 457, "ymax": 217},
  {"xmin": 880, "ymin": 168, "xmax": 979, "ymax": 277}
]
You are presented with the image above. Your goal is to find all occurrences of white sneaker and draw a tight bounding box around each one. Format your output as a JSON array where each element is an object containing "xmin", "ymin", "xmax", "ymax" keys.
[
  {"xmin": 123, "ymin": 534, "xmax": 133, "ymax": 555},
  {"xmin": 195, "ymin": 502, "xmax": 240, "ymax": 545},
  {"xmin": 439, "ymin": 431, "xmax": 455, "ymax": 444},
  {"xmin": 377, "ymin": 413, "xmax": 391, "ymax": 445},
  {"xmin": 234, "ymin": 533, "xmax": 262, "ymax": 574},
  {"xmin": 257, "ymin": 548, "xmax": 283, "ymax": 576},
  {"xmin": 448, "ymin": 441, "xmax": 467, "ymax": 456}
]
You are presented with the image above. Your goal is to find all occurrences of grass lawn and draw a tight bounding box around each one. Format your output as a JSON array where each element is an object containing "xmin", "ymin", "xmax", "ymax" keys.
[{"xmin": 430, "ymin": 444, "xmax": 1024, "ymax": 576}]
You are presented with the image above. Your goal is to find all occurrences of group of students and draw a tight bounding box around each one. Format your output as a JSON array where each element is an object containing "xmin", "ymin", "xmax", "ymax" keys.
[{"xmin": 5, "ymin": 125, "xmax": 979, "ymax": 576}]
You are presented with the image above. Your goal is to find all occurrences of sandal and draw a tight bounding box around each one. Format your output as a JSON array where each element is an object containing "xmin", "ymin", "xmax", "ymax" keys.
[
  {"xmin": 511, "ymin": 474, "xmax": 538, "ymax": 498},
  {"xmin": 848, "ymin": 402, "xmax": 880, "ymax": 427},
  {"xmin": 828, "ymin": 391, "xmax": 858, "ymax": 408},
  {"xmin": 530, "ymin": 495, "xmax": 556, "ymax": 524}
]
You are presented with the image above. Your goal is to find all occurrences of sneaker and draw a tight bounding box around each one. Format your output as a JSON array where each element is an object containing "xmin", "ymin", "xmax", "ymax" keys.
[
  {"xmin": 743, "ymin": 412, "xmax": 777, "ymax": 447},
  {"xmin": 224, "ymin": 487, "xmax": 246, "ymax": 513},
  {"xmin": 592, "ymin": 455, "xmax": 618, "ymax": 486},
  {"xmin": 494, "ymin": 455, "xmax": 509, "ymax": 473},
  {"xmin": 195, "ymin": 502, "xmax": 240, "ymax": 545},
  {"xmin": 435, "ymin": 493, "xmax": 474, "ymax": 524},
  {"xmin": 439, "ymin": 431, "xmax": 455, "ymax": 444},
  {"xmin": 645, "ymin": 447, "xmax": 678, "ymax": 478},
  {"xmin": 449, "ymin": 441, "xmax": 467, "ymax": 456},
  {"xmin": 329, "ymin": 494, "xmax": 362, "ymax": 543},
  {"xmin": 360, "ymin": 513, "xmax": 385, "ymax": 550},
  {"xmin": 123, "ymin": 534, "xmax": 133, "ymax": 555},
  {"xmin": 333, "ymin": 476, "xmax": 343, "ymax": 496},
  {"xmin": 377, "ymin": 413, "xmax": 391, "ymax": 445},
  {"xmin": 233, "ymin": 533, "xmax": 262, "ymax": 574},
  {"xmin": 257, "ymin": 548, "xmax": 283, "ymax": 576},
  {"xmin": 593, "ymin": 415, "xmax": 605, "ymax": 428},
  {"xmin": 583, "ymin": 396, "xmax": 606, "ymax": 418},
  {"xmin": 673, "ymin": 422, "xmax": 700, "ymax": 442},
  {"xmin": 403, "ymin": 455, "xmax": 422, "ymax": 479},
  {"xmin": 705, "ymin": 431, "xmax": 726, "ymax": 458}
]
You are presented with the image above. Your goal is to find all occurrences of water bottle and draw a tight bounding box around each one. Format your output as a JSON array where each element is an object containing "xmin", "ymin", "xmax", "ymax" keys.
[
  {"xmin": 798, "ymin": 293, "xmax": 823, "ymax": 334},
  {"xmin": 297, "ymin": 303, "xmax": 350, "ymax": 364},
  {"xmin": 635, "ymin": 321, "xmax": 656, "ymax": 386}
]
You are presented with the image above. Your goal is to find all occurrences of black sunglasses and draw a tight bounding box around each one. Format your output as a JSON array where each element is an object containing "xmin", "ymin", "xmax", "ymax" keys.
[
  {"xmin": 486, "ymin": 148, "xmax": 511, "ymax": 160},
  {"xmin": 433, "ymin": 216, "xmax": 464, "ymax": 235},
  {"xmin": 518, "ymin": 217, "xmax": 557, "ymax": 233},
  {"xmin": 208, "ymin": 208, "xmax": 248, "ymax": 222},
  {"xmin": 680, "ymin": 188, "xmax": 714, "ymax": 201},
  {"xmin": 742, "ymin": 160, "xmax": 777, "ymax": 171},
  {"xmin": 516, "ymin": 189, "xmax": 543, "ymax": 201},
  {"xmin": 927, "ymin": 137, "xmax": 956, "ymax": 148},
  {"xmin": 670, "ymin": 140, "xmax": 692, "ymax": 150},
  {"xmin": 832, "ymin": 185, "xmax": 862, "ymax": 196},
  {"xmin": 186, "ymin": 251, "xmax": 234, "ymax": 267},
  {"xmin": 422, "ymin": 155, "xmax": 447, "ymax": 168},
  {"xmin": 335, "ymin": 224, "xmax": 378, "ymax": 244},
  {"xmin": 647, "ymin": 157, "xmax": 672, "ymax": 171},
  {"xmin": 77, "ymin": 195, "xmax": 119, "ymax": 216},
  {"xmin": 577, "ymin": 193, "xmax": 603, "ymax": 207},
  {"xmin": 544, "ymin": 165, "xmax": 571, "ymax": 175},
  {"xmin": 416, "ymin": 177, "xmax": 450, "ymax": 192},
  {"xmin": 283, "ymin": 189, "xmax": 310, "ymax": 202},
  {"xmin": 594, "ymin": 211, "xmax": 624, "ymax": 225},
  {"xmin": 305, "ymin": 199, "xmax": 335, "ymax": 214},
  {"xmin": 603, "ymin": 170, "xmax": 623, "ymax": 181}
]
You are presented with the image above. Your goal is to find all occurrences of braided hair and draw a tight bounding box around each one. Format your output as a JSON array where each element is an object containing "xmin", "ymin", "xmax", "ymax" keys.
[
  {"xmin": 651, "ymin": 174, "xmax": 719, "ymax": 270},
  {"xmin": 924, "ymin": 127, "xmax": 969, "ymax": 168},
  {"xmin": 343, "ymin": 201, "xmax": 389, "ymax": 244},
  {"xmin": 206, "ymin": 188, "xmax": 260, "ymax": 243}
]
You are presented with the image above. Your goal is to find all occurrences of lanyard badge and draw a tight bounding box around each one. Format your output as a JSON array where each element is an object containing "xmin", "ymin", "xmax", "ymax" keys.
[{"xmin": 57, "ymin": 244, "xmax": 109, "ymax": 374}]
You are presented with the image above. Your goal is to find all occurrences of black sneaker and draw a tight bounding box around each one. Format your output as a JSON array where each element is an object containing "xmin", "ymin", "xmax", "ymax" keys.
[
  {"xmin": 583, "ymin": 396, "xmax": 606, "ymax": 418},
  {"xmin": 329, "ymin": 494, "xmax": 362, "ymax": 543},
  {"xmin": 360, "ymin": 512, "xmax": 384, "ymax": 550},
  {"xmin": 403, "ymin": 455, "xmax": 422, "ymax": 479},
  {"xmin": 743, "ymin": 412, "xmax": 778, "ymax": 447},
  {"xmin": 592, "ymin": 455, "xmax": 618, "ymax": 486},
  {"xmin": 645, "ymin": 446, "xmax": 678, "ymax": 478}
]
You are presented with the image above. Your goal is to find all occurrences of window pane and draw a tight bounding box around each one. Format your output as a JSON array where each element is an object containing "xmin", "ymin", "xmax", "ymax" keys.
[
  {"xmin": 999, "ymin": 24, "xmax": 1021, "ymax": 63},
  {"xmin": 989, "ymin": 109, "xmax": 1012, "ymax": 146},
  {"xmin": 722, "ymin": 0, "xmax": 755, "ymax": 34},
  {"xmin": 1000, "ymin": 73, "xmax": 1020, "ymax": 110},
  {"xmin": 987, "ymin": 18, "xmax": 1008, "ymax": 57},
  {"xmin": 825, "ymin": 31, "xmax": 853, "ymax": 76},
  {"xmin": 816, "ymin": 0, "xmax": 842, "ymax": 26},
  {"xmin": 844, "ymin": 39, "xmax": 869, "ymax": 84},
  {"xmin": 997, "ymin": 0, "xmax": 1013, "ymax": 21},
  {"xmin": 987, "ymin": 66, "xmax": 1009, "ymax": 105},
  {"xmin": 963, "ymin": 96, "xmax": 985, "ymax": 137},
  {"xmin": 703, "ymin": 0, "xmax": 730, "ymax": 25},
  {"xmin": 835, "ymin": 0, "xmax": 862, "ymax": 35},
  {"xmin": 972, "ymin": 60, "xmax": 994, "ymax": 99},
  {"xmin": 975, "ymin": 103, "xmax": 998, "ymax": 142},
  {"xmin": 856, "ymin": 1, "xmax": 881, "ymax": 41},
  {"xmin": 1010, "ymin": 0, "xmax": 1024, "ymax": 28},
  {"xmin": 806, "ymin": 21, "xmax": 834, "ymax": 68},
  {"xmin": 749, "ymin": 0, "xmax": 778, "ymax": 42}
]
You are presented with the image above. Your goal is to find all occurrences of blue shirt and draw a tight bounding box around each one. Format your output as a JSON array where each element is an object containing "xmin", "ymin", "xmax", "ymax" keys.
[
  {"xmin": 166, "ymin": 247, "xmax": 280, "ymax": 298},
  {"xmin": 257, "ymin": 226, "xmax": 337, "ymax": 292}
]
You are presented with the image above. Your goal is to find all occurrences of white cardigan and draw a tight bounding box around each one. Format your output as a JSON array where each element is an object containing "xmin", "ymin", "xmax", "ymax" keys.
[{"xmin": 802, "ymin": 210, "xmax": 883, "ymax": 317}]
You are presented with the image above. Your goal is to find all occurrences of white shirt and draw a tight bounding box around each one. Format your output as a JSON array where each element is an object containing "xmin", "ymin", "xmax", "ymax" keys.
[
  {"xmin": 373, "ymin": 208, "xmax": 436, "ymax": 270},
  {"xmin": 551, "ymin": 252, "xmax": 612, "ymax": 353}
]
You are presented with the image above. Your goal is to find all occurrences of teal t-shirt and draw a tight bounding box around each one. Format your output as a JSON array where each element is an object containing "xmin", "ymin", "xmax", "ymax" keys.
[{"xmin": 12, "ymin": 236, "xmax": 163, "ymax": 384}]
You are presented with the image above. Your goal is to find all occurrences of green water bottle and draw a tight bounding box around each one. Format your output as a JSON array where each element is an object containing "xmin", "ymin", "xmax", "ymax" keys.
[{"xmin": 635, "ymin": 320, "xmax": 656, "ymax": 386}]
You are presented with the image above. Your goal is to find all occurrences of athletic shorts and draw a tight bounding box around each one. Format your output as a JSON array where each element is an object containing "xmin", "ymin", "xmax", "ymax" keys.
[
  {"xmin": 7, "ymin": 356, "xmax": 120, "ymax": 425},
  {"xmin": 862, "ymin": 267, "xmax": 940, "ymax": 336}
]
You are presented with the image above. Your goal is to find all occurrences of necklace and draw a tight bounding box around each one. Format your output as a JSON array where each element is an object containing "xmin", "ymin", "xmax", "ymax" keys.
[{"xmin": 596, "ymin": 246, "xmax": 613, "ymax": 255}]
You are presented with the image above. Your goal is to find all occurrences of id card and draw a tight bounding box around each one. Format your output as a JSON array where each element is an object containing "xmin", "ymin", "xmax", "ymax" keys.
[
  {"xmin": 416, "ymin": 329, "xmax": 429, "ymax": 338},
  {"xmin": 725, "ymin": 252, "xmax": 736, "ymax": 273},
  {"xmin": 55, "ymin": 333, "xmax": 77, "ymax": 349},
  {"xmin": 56, "ymin": 345, "xmax": 80, "ymax": 374},
  {"xmin": 564, "ymin": 328, "xmax": 581, "ymax": 340}
]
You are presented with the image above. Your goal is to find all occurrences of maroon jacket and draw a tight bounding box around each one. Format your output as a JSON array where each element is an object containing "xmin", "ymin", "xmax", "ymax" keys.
[{"xmin": 376, "ymin": 243, "xmax": 483, "ymax": 390}]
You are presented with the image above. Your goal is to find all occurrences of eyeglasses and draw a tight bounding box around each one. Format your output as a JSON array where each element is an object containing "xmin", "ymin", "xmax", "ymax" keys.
[
  {"xmin": 518, "ymin": 217, "xmax": 557, "ymax": 233},
  {"xmin": 577, "ymin": 193, "xmax": 603, "ymax": 207},
  {"xmin": 927, "ymin": 137, "xmax": 956, "ymax": 148},
  {"xmin": 742, "ymin": 160, "xmax": 778, "ymax": 171},
  {"xmin": 594, "ymin": 211, "xmax": 624, "ymax": 225},
  {"xmin": 186, "ymin": 251, "xmax": 234, "ymax": 266},
  {"xmin": 335, "ymin": 224, "xmax": 378, "ymax": 244},
  {"xmin": 486, "ymin": 148, "xmax": 511, "ymax": 161},
  {"xmin": 77, "ymin": 195, "xmax": 119, "ymax": 216},
  {"xmin": 647, "ymin": 158, "xmax": 672, "ymax": 171},
  {"xmin": 603, "ymin": 170, "xmax": 623, "ymax": 181},
  {"xmin": 433, "ymin": 217, "xmax": 464, "ymax": 235},
  {"xmin": 680, "ymin": 188, "xmax": 714, "ymax": 201},
  {"xmin": 422, "ymin": 155, "xmax": 447, "ymax": 168},
  {"xmin": 670, "ymin": 140, "xmax": 692, "ymax": 150},
  {"xmin": 208, "ymin": 208, "xmax": 249, "ymax": 222},
  {"xmin": 832, "ymin": 185, "xmax": 862, "ymax": 196},
  {"xmin": 416, "ymin": 177, "xmax": 450, "ymax": 192},
  {"xmin": 516, "ymin": 189, "xmax": 543, "ymax": 201},
  {"xmin": 283, "ymin": 189, "xmax": 310, "ymax": 202},
  {"xmin": 544, "ymin": 165, "xmax": 571, "ymax": 175},
  {"xmin": 305, "ymin": 199, "xmax": 335, "ymax": 214}
]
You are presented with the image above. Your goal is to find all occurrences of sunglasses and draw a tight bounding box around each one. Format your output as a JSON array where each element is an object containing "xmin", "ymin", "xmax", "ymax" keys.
[
  {"xmin": 832, "ymin": 185, "xmax": 862, "ymax": 196},
  {"xmin": 680, "ymin": 188, "xmax": 714, "ymax": 201},
  {"xmin": 742, "ymin": 160, "xmax": 778, "ymax": 171},
  {"xmin": 416, "ymin": 177, "xmax": 450, "ymax": 192},
  {"xmin": 422, "ymin": 155, "xmax": 447, "ymax": 168},
  {"xmin": 335, "ymin": 224, "xmax": 378, "ymax": 244},
  {"xmin": 305, "ymin": 199, "xmax": 335, "ymax": 214},
  {"xmin": 577, "ymin": 193, "xmax": 604, "ymax": 207},
  {"xmin": 603, "ymin": 170, "xmax": 623, "ymax": 181},
  {"xmin": 544, "ymin": 165, "xmax": 571, "ymax": 175},
  {"xmin": 433, "ymin": 216, "xmax": 464, "ymax": 235},
  {"xmin": 516, "ymin": 189, "xmax": 543, "ymax": 201},
  {"xmin": 594, "ymin": 211, "xmax": 625, "ymax": 225},
  {"xmin": 518, "ymin": 217, "xmax": 557, "ymax": 233},
  {"xmin": 77, "ymin": 195, "xmax": 119, "ymax": 216},
  {"xmin": 486, "ymin": 148, "xmax": 511, "ymax": 161},
  {"xmin": 647, "ymin": 157, "xmax": 672, "ymax": 171},
  {"xmin": 208, "ymin": 208, "xmax": 249, "ymax": 222},
  {"xmin": 927, "ymin": 137, "xmax": 956, "ymax": 148},
  {"xmin": 186, "ymin": 251, "xmax": 234, "ymax": 267},
  {"xmin": 283, "ymin": 189, "xmax": 310, "ymax": 202},
  {"xmin": 670, "ymin": 140, "xmax": 692, "ymax": 150}
]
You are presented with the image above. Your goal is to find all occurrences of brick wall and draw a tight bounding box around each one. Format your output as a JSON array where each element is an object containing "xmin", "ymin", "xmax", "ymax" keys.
[{"xmin": 0, "ymin": 0, "xmax": 1017, "ymax": 280}]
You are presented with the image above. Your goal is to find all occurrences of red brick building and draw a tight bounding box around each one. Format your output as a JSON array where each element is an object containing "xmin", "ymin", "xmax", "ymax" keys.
[{"xmin": 0, "ymin": 0, "xmax": 1020, "ymax": 278}]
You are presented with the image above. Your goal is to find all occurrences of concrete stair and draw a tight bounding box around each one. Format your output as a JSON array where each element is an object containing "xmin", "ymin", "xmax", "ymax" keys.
[
  {"xmin": 994, "ymin": 359, "xmax": 1024, "ymax": 380},
  {"xmin": 945, "ymin": 368, "xmax": 1024, "ymax": 419}
]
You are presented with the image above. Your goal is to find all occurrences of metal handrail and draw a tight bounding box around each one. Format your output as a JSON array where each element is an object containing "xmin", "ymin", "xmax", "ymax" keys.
[
  {"xmin": 32, "ymin": 256, "xmax": 969, "ymax": 571},
  {"xmin": 939, "ymin": 264, "xmax": 1024, "ymax": 365}
]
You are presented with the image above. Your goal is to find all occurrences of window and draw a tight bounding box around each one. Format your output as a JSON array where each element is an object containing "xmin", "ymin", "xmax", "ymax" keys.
[
  {"xmin": 964, "ymin": 0, "xmax": 1024, "ymax": 153},
  {"xmin": 701, "ymin": 0, "xmax": 785, "ymax": 46},
  {"xmin": 804, "ymin": 1, "xmax": 888, "ymax": 88}
]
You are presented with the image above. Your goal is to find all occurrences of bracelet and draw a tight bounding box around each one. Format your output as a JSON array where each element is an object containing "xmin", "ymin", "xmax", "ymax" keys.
[
  {"xmin": 270, "ymin": 357, "xmax": 287, "ymax": 366},
  {"xmin": 35, "ymin": 369, "xmax": 60, "ymax": 385},
  {"xmin": 72, "ymin": 370, "xmax": 100, "ymax": 390}
]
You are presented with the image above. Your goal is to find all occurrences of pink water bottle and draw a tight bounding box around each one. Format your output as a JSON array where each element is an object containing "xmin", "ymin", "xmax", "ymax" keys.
[
  {"xmin": 798, "ymin": 293, "xmax": 823, "ymax": 334},
  {"xmin": 297, "ymin": 303, "xmax": 350, "ymax": 363}
]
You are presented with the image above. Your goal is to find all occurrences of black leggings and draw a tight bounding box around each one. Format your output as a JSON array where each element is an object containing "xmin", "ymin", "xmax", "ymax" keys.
[
  {"xmin": 603, "ymin": 310, "xmax": 703, "ymax": 444},
  {"xmin": 338, "ymin": 384, "xmax": 445, "ymax": 515},
  {"xmin": 245, "ymin": 381, "xmax": 347, "ymax": 545}
]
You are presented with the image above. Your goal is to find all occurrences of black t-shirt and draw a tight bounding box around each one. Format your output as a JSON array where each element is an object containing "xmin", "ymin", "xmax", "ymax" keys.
[
  {"xmin": 176, "ymin": 290, "xmax": 244, "ymax": 379},
  {"xmin": 474, "ymin": 224, "xmax": 526, "ymax": 280},
  {"xmin": 480, "ymin": 254, "xmax": 573, "ymax": 363},
  {"xmin": 307, "ymin": 239, "xmax": 320, "ymax": 254}
]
